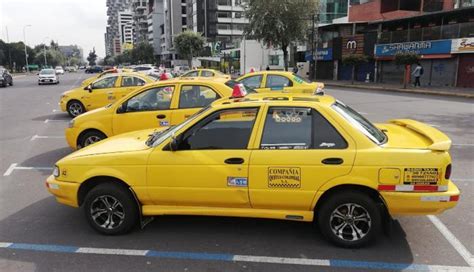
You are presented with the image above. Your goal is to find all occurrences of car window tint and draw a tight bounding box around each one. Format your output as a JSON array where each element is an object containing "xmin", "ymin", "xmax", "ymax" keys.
[
  {"xmin": 178, "ymin": 108, "xmax": 258, "ymax": 150},
  {"xmin": 179, "ymin": 85, "xmax": 220, "ymax": 109},
  {"xmin": 239, "ymin": 75, "xmax": 262, "ymax": 88},
  {"xmin": 125, "ymin": 86, "xmax": 174, "ymax": 112},
  {"xmin": 260, "ymin": 107, "xmax": 347, "ymax": 149},
  {"xmin": 121, "ymin": 76, "xmax": 146, "ymax": 87},
  {"xmin": 92, "ymin": 76, "xmax": 117, "ymax": 89},
  {"xmin": 201, "ymin": 70, "xmax": 214, "ymax": 77},
  {"xmin": 183, "ymin": 71, "xmax": 199, "ymax": 77},
  {"xmin": 265, "ymin": 75, "xmax": 292, "ymax": 90}
]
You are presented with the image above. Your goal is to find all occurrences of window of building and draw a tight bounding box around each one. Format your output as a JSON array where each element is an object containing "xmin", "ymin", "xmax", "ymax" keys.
[
  {"xmin": 182, "ymin": 17, "xmax": 187, "ymax": 25},
  {"xmin": 217, "ymin": 11, "xmax": 232, "ymax": 18},
  {"xmin": 182, "ymin": 6, "xmax": 186, "ymax": 14},
  {"xmin": 268, "ymin": 55, "xmax": 279, "ymax": 66},
  {"xmin": 217, "ymin": 24, "xmax": 231, "ymax": 30},
  {"xmin": 217, "ymin": 0, "xmax": 232, "ymax": 5},
  {"xmin": 234, "ymin": 12, "xmax": 242, "ymax": 18}
]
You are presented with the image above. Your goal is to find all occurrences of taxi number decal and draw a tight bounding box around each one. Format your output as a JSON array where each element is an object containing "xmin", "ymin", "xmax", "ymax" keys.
[
  {"xmin": 272, "ymin": 108, "xmax": 309, "ymax": 123},
  {"xmin": 227, "ymin": 177, "xmax": 248, "ymax": 187},
  {"xmin": 404, "ymin": 168, "xmax": 439, "ymax": 185},
  {"xmin": 159, "ymin": 121, "xmax": 169, "ymax": 126},
  {"xmin": 268, "ymin": 167, "xmax": 301, "ymax": 188}
]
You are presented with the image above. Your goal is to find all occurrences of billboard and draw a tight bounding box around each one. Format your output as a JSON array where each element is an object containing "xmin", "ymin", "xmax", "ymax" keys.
[
  {"xmin": 451, "ymin": 38, "xmax": 474, "ymax": 54},
  {"xmin": 375, "ymin": 40, "xmax": 452, "ymax": 57}
]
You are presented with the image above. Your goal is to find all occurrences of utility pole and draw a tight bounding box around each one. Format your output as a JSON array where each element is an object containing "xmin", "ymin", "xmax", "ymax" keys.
[
  {"xmin": 310, "ymin": 15, "xmax": 315, "ymax": 80},
  {"xmin": 43, "ymin": 37, "xmax": 50, "ymax": 67},
  {"xmin": 5, "ymin": 26, "xmax": 13, "ymax": 72},
  {"xmin": 23, "ymin": 25, "xmax": 32, "ymax": 73}
]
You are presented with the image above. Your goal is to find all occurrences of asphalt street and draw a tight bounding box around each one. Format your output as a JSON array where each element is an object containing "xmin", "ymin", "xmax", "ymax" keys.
[{"xmin": 0, "ymin": 72, "xmax": 472, "ymax": 272}]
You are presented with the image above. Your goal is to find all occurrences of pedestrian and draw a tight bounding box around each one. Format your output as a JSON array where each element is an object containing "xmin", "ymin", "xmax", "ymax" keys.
[
  {"xmin": 266, "ymin": 66, "xmax": 270, "ymax": 71},
  {"xmin": 292, "ymin": 66, "xmax": 299, "ymax": 74},
  {"xmin": 412, "ymin": 62, "xmax": 423, "ymax": 87}
]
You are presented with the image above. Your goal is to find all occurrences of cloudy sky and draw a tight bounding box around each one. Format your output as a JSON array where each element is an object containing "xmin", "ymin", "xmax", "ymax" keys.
[{"xmin": 1, "ymin": 0, "xmax": 108, "ymax": 59}]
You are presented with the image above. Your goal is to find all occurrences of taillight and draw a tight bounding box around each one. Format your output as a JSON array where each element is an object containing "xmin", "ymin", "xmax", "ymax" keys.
[{"xmin": 445, "ymin": 164, "xmax": 452, "ymax": 180}]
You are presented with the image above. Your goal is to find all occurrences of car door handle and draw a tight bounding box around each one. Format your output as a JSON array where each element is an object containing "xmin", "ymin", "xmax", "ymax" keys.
[
  {"xmin": 156, "ymin": 114, "xmax": 166, "ymax": 119},
  {"xmin": 322, "ymin": 158, "xmax": 344, "ymax": 165},
  {"xmin": 224, "ymin": 158, "xmax": 244, "ymax": 164}
]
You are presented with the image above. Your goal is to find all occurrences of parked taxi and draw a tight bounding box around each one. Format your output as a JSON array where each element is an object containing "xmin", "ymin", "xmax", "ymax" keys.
[
  {"xmin": 80, "ymin": 68, "xmax": 133, "ymax": 87},
  {"xmin": 181, "ymin": 68, "xmax": 231, "ymax": 80},
  {"xmin": 47, "ymin": 90, "xmax": 459, "ymax": 247},
  {"xmin": 236, "ymin": 71, "xmax": 324, "ymax": 93},
  {"xmin": 65, "ymin": 77, "xmax": 234, "ymax": 149},
  {"xmin": 60, "ymin": 73, "xmax": 155, "ymax": 117}
]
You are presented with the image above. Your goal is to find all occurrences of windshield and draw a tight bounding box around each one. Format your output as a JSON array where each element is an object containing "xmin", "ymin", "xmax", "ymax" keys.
[
  {"xmin": 40, "ymin": 69, "xmax": 55, "ymax": 75},
  {"xmin": 146, "ymin": 106, "xmax": 211, "ymax": 147},
  {"xmin": 332, "ymin": 101, "xmax": 387, "ymax": 144}
]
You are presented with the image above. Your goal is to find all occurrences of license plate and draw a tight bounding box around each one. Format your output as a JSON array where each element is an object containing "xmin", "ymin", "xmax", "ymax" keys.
[{"xmin": 404, "ymin": 168, "xmax": 439, "ymax": 185}]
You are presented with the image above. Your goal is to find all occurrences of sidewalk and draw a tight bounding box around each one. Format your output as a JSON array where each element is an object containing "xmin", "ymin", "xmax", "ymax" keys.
[{"xmin": 321, "ymin": 80, "xmax": 474, "ymax": 99}]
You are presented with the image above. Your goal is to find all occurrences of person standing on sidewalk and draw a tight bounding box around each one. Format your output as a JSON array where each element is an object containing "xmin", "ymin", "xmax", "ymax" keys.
[{"xmin": 412, "ymin": 63, "xmax": 423, "ymax": 87}]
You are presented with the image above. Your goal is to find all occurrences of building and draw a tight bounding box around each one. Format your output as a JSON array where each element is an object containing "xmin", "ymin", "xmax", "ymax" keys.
[
  {"xmin": 147, "ymin": 0, "xmax": 165, "ymax": 56},
  {"xmin": 105, "ymin": 0, "xmax": 134, "ymax": 56},
  {"xmin": 132, "ymin": 0, "xmax": 150, "ymax": 44},
  {"xmin": 319, "ymin": 0, "xmax": 349, "ymax": 24}
]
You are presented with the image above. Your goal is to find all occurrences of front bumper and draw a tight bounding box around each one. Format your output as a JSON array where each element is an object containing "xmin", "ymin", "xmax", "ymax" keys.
[
  {"xmin": 39, "ymin": 78, "xmax": 57, "ymax": 84},
  {"xmin": 65, "ymin": 127, "xmax": 79, "ymax": 150},
  {"xmin": 46, "ymin": 175, "xmax": 80, "ymax": 208},
  {"xmin": 381, "ymin": 180, "xmax": 460, "ymax": 215}
]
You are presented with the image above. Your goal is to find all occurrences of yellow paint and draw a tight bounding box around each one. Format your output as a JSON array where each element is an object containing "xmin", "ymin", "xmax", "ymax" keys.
[{"xmin": 81, "ymin": 69, "xmax": 134, "ymax": 87}]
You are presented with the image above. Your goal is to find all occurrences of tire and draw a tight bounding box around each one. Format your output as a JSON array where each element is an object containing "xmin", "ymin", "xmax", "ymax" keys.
[
  {"xmin": 317, "ymin": 192, "xmax": 381, "ymax": 248},
  {"xmin": 9, "ymin": 80, "xmax": 13, "ymax": 86},
  {"xmin": 83, "ymin": 183, "xmax": 138, "ymax": 235},
  {"xmin": 79, "ymin": 130, "xmax": 106, "ymax": 148},
  {"xmin": 67, "ymin": 100, "xmax": 85, "ymax": 117}
]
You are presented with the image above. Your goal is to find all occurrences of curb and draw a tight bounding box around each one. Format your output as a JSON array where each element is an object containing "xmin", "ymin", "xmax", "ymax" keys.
[{"xmin": 324, "ymin": 83, "xmax": 474, "ymax": 99}]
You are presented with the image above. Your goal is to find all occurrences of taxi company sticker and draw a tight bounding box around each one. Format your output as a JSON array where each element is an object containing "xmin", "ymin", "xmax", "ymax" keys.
[
  {"xmin": 227, "ymin": 177, "xmax": 248, "ymax": 187},
  {"xmin": 404, "ymin": 168, "xmax": 439, "ymax": 185},
  {"xmin": 268, "ymin": 167, "xmax": 301, "ymax": 188},
  {"xmin": 159, "ymin": 121, "xmax": 169, "ymax": 126}
]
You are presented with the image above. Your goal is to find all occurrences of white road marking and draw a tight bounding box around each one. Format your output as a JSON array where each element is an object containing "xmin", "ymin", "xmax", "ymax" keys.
[
  {"xmin": 426, "ymin": 123, "xmax": 441, "ymax": 128},
  {"xmin": 233, "ymin": 255, "xmax": 330, "ymax": 266},
  {"xmin": 44, "ymin": 119, "xmax": 68, "ymax": 123},
  {"xmin": 52, "ymin": 109, "xmax": 60, "ymax": 112},
  {"xmin": 428, "ymin": 215, "xmax": 474, "ymax": 267},
  {"xmin": 3, "ymin": 163, "xmax": 18, "ymax": 176},
  {"xmin": 76, "ymin": 247, "xmax": 149, "ymax": 256},
  {"xmin": 30, "ymin": 135, "xmax": 65, "ymax": 141},
  {"xmin": 0, "ymin": 242, "xmax": 12, "ymax": 248},
  {"xmin": 452, "ymin": 143, "xmax": 474, "ymax": 147},
  {"xmin": 2, "ymin": 163, "xmax": 53, "ymax": 176}
]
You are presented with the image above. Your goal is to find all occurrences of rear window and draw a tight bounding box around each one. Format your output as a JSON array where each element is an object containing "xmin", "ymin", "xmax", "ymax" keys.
[{"xmin": 225, "ymin": 80, "xmax": 257, "ymax": 94}]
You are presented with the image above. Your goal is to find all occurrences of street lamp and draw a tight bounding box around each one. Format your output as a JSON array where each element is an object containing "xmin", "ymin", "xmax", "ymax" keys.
[
  {"xmin": 23, "ymin": 25, "xmax": 32, "ymax": 73},
  {"xmin": 43, "ymin": 36, "xmax": 50, "ymax": 67}
]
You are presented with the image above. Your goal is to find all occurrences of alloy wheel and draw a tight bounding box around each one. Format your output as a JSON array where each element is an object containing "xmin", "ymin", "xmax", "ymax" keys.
[
  {"xmin": 90, "ymin": 195, "xmax": 125, "ymax": 230},
  {"xmin": 329, "ymin": 203, "xmax": 371, "ymax": 242}
]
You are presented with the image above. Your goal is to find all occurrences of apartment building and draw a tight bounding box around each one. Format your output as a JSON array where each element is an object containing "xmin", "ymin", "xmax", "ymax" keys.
[
  {"xmin": 105, "ymin": 0, "xmax": 134, "ymax": 56},
  {"xmin": 132, "ymin": 0, "xmax": 150, "ymax": 44},
  {"xmin": 147, "ymin": 0, "xmax": 165, "ymax": 56}
]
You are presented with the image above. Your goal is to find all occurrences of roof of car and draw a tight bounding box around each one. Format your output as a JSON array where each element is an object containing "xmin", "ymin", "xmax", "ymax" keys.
[
  {"xmin": 212, "ymin": 92, "xmax": 336, "ymax": 108},
  {"xmin": 165, "ymin": 77, "xmax": 229, "ymax": 83},
  {"xmin": 241, "ymin": 71, "xmax": 295, "ymax": 77}
]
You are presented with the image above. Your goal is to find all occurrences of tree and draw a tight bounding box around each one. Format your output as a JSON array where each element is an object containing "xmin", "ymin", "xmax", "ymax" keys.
[
  {"xmin": 244, "ymin": 0, "xmax": 318, "ymax": 71},
  {"xmin": 342, "ymin": 54, "xmax": 369, "ymax": 84},
  {"xmin": 87, "ymin": 48, "xmax": 97, "ymax": 66},
  {"xmin": 174, "ymin": 31, "xmax": 206, "ymax": 67},
  {"xmin": 394, "ymin": 52, "xmax": 419, "ymax": 89}
]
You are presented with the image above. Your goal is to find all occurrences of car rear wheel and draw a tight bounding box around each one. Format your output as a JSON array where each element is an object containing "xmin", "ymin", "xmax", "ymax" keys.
[
  {"xmin": 79, "ymin": 130, "xmax": 106, "ymax": 148},
  {"xmin": 317, "ymin": 192, "xmax": 381, "ymax": 248},
  {"xmin": 67, "ymin": 100, "xmax": 85, "ymax": 117},
  {"xmin": 84, "ymin": 183, "xmax": 138, "ymax": 235}
]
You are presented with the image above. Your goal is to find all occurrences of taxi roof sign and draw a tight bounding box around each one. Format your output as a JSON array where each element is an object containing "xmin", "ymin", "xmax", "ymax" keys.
[{"xmin": 232, "ymin": 83, "xmax": 247, "ymax": 98}]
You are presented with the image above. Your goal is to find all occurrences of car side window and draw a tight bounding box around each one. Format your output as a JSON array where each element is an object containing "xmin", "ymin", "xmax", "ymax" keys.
[
  {"xmin": 201, "ymin": 70, "xmax": 214, "ymax": 77},
  {"xmin": 183, "ymin": 71, "xmax": 199, "ymax": 77},
  {"xmin": 125, "ymin": 86, "xmax": 174, "ymax": 112},
  {"xmin": 92, "ymin": 76, "xmax": 117, "ymax": 89},
  {"xmin": 239, "ymin": 75, "xmax": 262, "ymax": 88},
  {"xmin": 260, "ymin": 107, "xmax": 347, "ymax": 149},
  {"xmin": 265, "ymin": 75, "xmax": 293, "ymax": 90},
  {"xmin": 121, "ymin": 76, "xmax": 146, "ymax": 87},
  {"xmin": 179, "ymin": 85, "xmax": 220, "ymax": 109},
  {"xmin": 177, "ymin": 108, "xmax": 259, "ymax": 150}
]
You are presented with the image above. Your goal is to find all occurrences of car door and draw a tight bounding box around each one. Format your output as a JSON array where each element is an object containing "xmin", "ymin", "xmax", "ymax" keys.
[
  {"xmin": 170, "ymin": 84, "xmax": 222, "ymax": 125},
  {"xmin": 146, "ymin": 107, "xmax": 262, "ymax": 208},
  {"xmin": 84, "ymin": 76, "xmax": 119, "ymax": 110},
  {"xmin": 259, "ymin": 74, "xmax": 294, "ymax": 93},
  {"xmin": 238, "ymin": 75, "xmax": 263, "ymax": 91},
  {"xmin": 112, "ymin": 84, "xmax": 177, "ymax": 135},
  {"xmin": 118, "ymin": 75, "xmax": 147, "ymax": 98},
  {"xmin": 248, "ymin": 105, "xmax": 356, "ymax": 211}
]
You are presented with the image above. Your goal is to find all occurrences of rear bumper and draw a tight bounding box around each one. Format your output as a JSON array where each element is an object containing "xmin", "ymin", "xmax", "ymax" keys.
[
  {"xmin": 381, "ymin": 180, "xmax": 460, "ymax": 215},
  {"xmin": 46, "ymin": 175, "xmax": 80, "ymax": 208}
]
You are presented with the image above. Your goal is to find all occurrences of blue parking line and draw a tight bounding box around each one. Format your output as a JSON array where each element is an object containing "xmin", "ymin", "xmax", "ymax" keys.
[
  {"xmin": 330, "ymin": 259, "xmax": 430, "ymax": 271},
  {"xmin": 146, "ymin": 250, "xmax": 234, "ymax": 261}
]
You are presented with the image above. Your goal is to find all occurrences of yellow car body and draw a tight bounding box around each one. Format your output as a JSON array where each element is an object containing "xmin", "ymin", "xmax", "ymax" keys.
[
  {"xmin": 236, "ymin": 71, "xmax": 324, "ymax": 93},
  {"xmin": 81, "ymin": 68, "xmax": 134, "ymax": 87},
  {"xmin": 60, "ymin": 73, "xmax": 155, "ymax": 117},
  {"xmin": 181, "ymin": 69, "xmax": 231, "ymax": 80},
  {"xmin": 65, "ymin": 77, "xmax": 233, "ymax": 149},
  {"xmin": 47, "ymin": 92, "xmax": 459, "ymax": 247}
]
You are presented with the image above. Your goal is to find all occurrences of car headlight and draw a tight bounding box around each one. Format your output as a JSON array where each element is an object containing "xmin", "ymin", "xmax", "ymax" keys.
[
  {"xmin": 68, "ymin": 119, "xmax": 75, "ymax": 128},
  {"xmin": 53, "ymin": 165, "xmax": 60, "ymax": 177}
]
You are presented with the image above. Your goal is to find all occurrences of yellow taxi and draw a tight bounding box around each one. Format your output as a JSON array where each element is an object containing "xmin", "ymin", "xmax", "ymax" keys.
[
  {"xmin": 47, "ymin": 90, "xmax": 459, "ymax": 247},
  {"xmin": 65, "ymin": 77, "xmax": 233, "ymax": 149},
  {"xmin": 60, "ymin": 73, "xmax": 155, "ymax": 117},
  {"xmin": 81, "ymin": 68, "xmax": 134, "ymax": 87},
  {"xmin": 236, "ymin": 71, "xmax": 324, "ymax": 93},
  {"xmin": 181, "ymin": 68, "xmax": 231, "ymax": 80}
]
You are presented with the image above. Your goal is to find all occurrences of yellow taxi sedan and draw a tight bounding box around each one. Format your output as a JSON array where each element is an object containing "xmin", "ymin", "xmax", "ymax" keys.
[
  {"xmin": 60, "ymin": 73, "xmax": 155, "ymax": 117},
  {"xmin": 181, "ymin": 68, "xmax": 231, "ymax": 80},
  {"xmin": 65, "ymin": 77, "xmax": 233, "ymax": 149},
  {"xmin": 47, "ymin": 92, "xmax": 459, "ymax": 248},
  {"xmin": 236, "ymin": 71, "xmax": 324, "ymax": 93},
  {"xmin": 81, "ymin": 68, "xmax": 133, "ymax": 87}
]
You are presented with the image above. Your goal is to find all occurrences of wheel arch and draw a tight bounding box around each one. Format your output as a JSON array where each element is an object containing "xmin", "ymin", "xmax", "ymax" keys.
[
  {"xmin": 76, "ymin": 128, "xmax": 108, "ymax": 148},
  {"xmin": 77, "ymin": 175, "xmax": 137, "ymax": 207}
]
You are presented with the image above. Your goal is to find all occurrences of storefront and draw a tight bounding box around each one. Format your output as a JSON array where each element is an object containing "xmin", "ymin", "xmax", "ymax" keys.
[
  {"xmin": 452, "ymin": 37, "xmax": 474, "ymax": 88},
  {"xmin": 306, "ymin": 48, "xmax": 334, "ymax": 80}
]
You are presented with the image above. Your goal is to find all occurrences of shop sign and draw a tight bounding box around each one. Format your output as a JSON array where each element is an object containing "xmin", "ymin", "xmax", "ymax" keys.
[
  {"xmin": 342, "ymin": 35, "xmax": 364, "ymax": 56},
  {"xmin": 451, "ymin": 38, "xmax": 474, "ymax": 54},
  {"xmin": 375, "ymin": 40, "xmax": 451, "ymax": 57},
  {"xmin": 305, "ymin": 48, "xmax": 333, "ymax": 61}
]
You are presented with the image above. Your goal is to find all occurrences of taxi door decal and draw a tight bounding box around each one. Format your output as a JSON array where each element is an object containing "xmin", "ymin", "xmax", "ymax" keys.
[{"xmin": 268, "ymin": 167, "xmax": 301, "ymax": 188}]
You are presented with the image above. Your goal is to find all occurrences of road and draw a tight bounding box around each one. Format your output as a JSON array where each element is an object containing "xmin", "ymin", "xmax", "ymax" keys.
[{"xmin": 0, "ymin": 72, "xmax": 473, "ymax": 272}]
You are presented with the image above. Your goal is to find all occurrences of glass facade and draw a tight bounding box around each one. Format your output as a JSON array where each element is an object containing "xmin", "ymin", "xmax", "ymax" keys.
[{"xmin": 319, "ymin": 0, "xmax": 349, "ymax": 24}]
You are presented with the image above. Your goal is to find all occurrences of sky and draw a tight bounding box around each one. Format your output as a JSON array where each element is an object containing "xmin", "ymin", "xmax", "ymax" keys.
[{"xmin": 1, "ymin": 0, "xmax": 108, "ymax": 59}]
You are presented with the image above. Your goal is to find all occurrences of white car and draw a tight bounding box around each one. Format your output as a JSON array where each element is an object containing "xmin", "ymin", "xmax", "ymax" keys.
[
  {"xmin": 55, "ymin": 66, "xmax": 65, "ymax": 75},
  {"xmin": 133, "ymin": 65, "xmax": 160, "ymax": 76},
  {"xmin": 38, "ymin": 69, "xmax": 59, "ymax": 85}
]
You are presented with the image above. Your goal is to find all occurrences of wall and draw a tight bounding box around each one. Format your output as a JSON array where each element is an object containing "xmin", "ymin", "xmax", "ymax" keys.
[{"xmin": 349, "ymin": 1, "xmax": 382, "ymax": 22}]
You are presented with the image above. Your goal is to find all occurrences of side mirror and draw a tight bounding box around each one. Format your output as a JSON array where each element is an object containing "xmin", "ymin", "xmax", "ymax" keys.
[
  {"xmin": 168, "ymin": 133, "xmax": 180, "ymax": 151},
  {"xmin": 85, "ymin": 84, "xmax": 92, "ymax": 92}
]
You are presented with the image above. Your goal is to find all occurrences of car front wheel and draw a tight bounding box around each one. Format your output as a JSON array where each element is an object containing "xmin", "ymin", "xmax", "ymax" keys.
[
  {"xmin": 318, "ymin": 192, "xmax": 381, "ymax": 248},
  {"xmin": 79, "ymin": 130, "xmax": 106, "ymax": 148},
  {"xmin": 67, "ymin": 100, "xmax": 85, "ymax": 117},
  {"xmin": 84, "ymin": 183, "xmax": 138, "ymax": 235}
]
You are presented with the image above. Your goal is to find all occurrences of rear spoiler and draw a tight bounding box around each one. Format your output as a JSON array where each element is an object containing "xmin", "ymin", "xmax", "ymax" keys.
[{"xmin": 389, "ymin": 119, "xmax": 451, "ymax": 151}]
